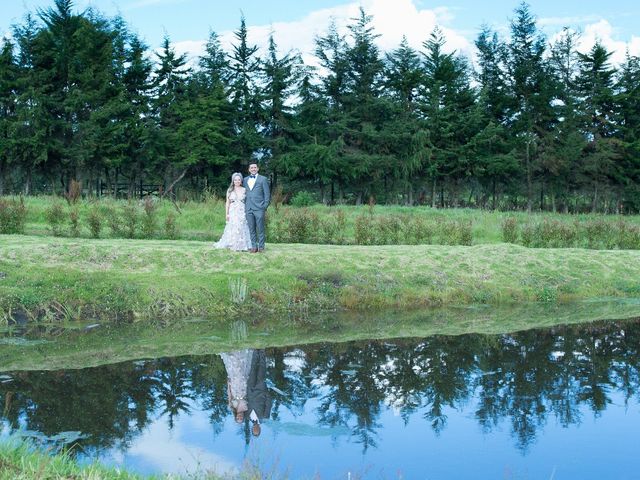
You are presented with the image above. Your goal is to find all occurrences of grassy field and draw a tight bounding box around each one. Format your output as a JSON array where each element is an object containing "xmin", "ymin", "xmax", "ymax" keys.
[
  {"xmin": 4, "ymin": 195, "xmax": 640, "ymax": 245},
  {"xmin": 1, "ymin": 233, "xmax": 640, "ymax": 322}
]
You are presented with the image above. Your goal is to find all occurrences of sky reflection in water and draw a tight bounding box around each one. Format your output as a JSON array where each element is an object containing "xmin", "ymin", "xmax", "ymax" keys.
[{"xmin": 2, "ymin": 319, "xmax": 640, "ymax": 478}]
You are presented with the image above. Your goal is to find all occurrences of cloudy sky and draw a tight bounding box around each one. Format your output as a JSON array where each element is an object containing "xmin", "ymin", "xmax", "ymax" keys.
[{"xmin": 2, "ymin": 0, "xmax": 640, "ymax": 66}]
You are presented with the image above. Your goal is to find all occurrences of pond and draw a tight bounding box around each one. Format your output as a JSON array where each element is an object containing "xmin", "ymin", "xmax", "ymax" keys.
[{"xmin": 2, "ymin": 313, "xmax": 640, "ymax": 478}]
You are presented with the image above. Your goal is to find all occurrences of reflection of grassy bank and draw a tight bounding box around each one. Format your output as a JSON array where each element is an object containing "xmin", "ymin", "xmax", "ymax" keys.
[
  {"xmin": 2, "ymin": 235, "xmax": 640, "ymax": 322},
  {"xmin": 2, "ymin": 301, "xmax": 639, "ymax": 372}
]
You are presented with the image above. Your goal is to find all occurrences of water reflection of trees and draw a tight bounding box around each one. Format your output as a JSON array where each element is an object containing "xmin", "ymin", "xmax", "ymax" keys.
[{"xmin": 2, "ymin": 319, "xmax": 640, "ymax": 453}]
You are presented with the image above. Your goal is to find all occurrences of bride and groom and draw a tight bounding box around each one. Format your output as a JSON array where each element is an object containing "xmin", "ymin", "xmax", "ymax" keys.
[{"xmin": 214, "ymin": 162, "xmax": 270, "ymax": 252}]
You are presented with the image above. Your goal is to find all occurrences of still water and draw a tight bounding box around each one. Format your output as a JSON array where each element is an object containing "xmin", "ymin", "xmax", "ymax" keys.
[{"xmin": 2, "ymin": 318, "xmax": 640, "ymax": 479}]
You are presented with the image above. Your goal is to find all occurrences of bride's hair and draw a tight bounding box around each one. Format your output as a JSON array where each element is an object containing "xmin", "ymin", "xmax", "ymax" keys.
[{"xmin": 227, "ymin": 172, "xmax": 243, "ymax": 195}]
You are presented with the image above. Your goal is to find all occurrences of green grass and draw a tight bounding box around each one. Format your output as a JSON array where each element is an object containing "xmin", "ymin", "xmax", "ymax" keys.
[
  {"xmin": 0, "ymin": 436, "xmax": 279, "ymax": 479},
  {"xmin": 5, "ymin": 195, "xmax": 640, "ymax": 244},
  {"xmin": 1, "ymin": 234, "xmax": 640, "ymax": 322},
  {"xmin": 0, "ymin": 437, "xmax": 151, "ymax": 480}
]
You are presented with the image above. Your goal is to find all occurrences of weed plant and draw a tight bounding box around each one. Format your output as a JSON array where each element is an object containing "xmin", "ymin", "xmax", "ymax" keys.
[
  {"xmin": 44, "ymin": 202, "xmax": 66, "ymax": 236},
  {"xmin": 0, "ymin": 197, "xmax": 27, "ymax": 234}
]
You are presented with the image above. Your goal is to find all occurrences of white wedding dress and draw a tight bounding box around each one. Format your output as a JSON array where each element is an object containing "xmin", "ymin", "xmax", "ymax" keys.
[{"xmin": 214, "ymin": 189, "xmax": 252, "ymax": 251}]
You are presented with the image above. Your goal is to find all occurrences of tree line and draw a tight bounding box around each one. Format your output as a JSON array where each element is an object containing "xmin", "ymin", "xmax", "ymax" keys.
[{"xmin": 0, "ymin": 0, "xmax": 639, "ymax": 212}]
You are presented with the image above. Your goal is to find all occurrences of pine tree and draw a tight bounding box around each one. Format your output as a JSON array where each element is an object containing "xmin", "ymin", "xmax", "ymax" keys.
[
  {"xmin": 0, "ymin": 38, "xmax": 17, "ymax": 195},
  {"xmin": 261, "ymin": 32, "xmax": 302, "ymax": 187},
  {"xmin": 575, "ymin": 41, "xmax": 619, "ymax": 211},
  {"xmin": 504, "ymin": 2, "xmax": 556, "ymax": 211},
  {"xmin": 228, "ymin": 15, "xmax": 262, "ymax": 170}
]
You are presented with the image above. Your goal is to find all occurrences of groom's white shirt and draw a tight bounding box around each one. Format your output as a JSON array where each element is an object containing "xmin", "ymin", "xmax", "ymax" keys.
[{"xmin": 248, "ymin": 175, "xmax": 257, "ymax": 190}]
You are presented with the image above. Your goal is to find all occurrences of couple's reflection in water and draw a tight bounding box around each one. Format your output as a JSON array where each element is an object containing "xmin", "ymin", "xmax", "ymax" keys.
[{"xmin": 221, "ymin": 321, "xmax": 272, "ymax": 441}]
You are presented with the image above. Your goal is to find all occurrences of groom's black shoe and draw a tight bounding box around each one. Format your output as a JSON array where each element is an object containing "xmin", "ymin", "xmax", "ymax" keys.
[
  {"xmin": 258, "ymin": 248, "xmax": 264, "ymax": 253},
  {"xmin": 250, "ymin": 248, "xmax": 258, "ymax": 253}
]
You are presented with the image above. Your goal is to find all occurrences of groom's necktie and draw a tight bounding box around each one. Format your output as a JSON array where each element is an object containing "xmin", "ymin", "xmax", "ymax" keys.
[{"xmin": 248, "ymin": 175, "xmax": 257, "ymax": 190}]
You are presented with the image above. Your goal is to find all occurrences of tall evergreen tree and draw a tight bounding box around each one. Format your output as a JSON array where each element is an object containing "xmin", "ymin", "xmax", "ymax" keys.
[
  {"xmin": 261, "ymin": 33, "xmax": 302, "ymax": 187},
  {"xmin": 615, "ymin": 53, "xmax": 640, "ymax": 210},
  {"xmin": 0, "ymin": 38, "xmax": 17, "ymax": 195},
  {"xmin": 152, "ymin": 35, "xmax": 191, "ymax": 193},
  {"xmin": 227, "ymin": 15, "xmax": 262, "ymax": 170},
  {"xmin": 505, "ymin": 2, "xmax": 556, "ymax": 211},
  {"xmin": 575, "ymin": 41, "xmax": 620, "ymax": 211}
]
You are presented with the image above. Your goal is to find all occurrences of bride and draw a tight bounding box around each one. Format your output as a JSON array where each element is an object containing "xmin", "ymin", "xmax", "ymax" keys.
[{"xmin": 214, "ymin": 172, "xmax": 252, "ymax": 251}]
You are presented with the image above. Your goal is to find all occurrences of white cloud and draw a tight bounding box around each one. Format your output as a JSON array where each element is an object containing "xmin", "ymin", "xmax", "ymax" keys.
[
  {"xmin": 123, "ymin": 416, "xmax": 239, "ymax": 475},
  {"xmin": 170, "ymin": 1, "xmax": 640, "ymax": 72},
  {"xmin": 571, "ymin": 19, "xmax": 640, "ymax": 65},
  {"xmin": 172, "ymin": 0, "xmax": 474, "ymax": 69}
]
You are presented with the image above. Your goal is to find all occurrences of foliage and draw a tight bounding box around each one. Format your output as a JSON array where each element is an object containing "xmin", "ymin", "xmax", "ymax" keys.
[
  {"xmin": 0, "ymin": 4, "xmax": 638, "ymax": 213},
  {"xmin": 0, "ymin": 197, "xmax": 27, "ymax": 234}
]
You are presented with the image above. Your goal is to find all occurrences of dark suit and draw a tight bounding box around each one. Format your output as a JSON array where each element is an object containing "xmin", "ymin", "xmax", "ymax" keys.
[
  {"xmin": 243, "ymin": 174, "xmax": 270, "ymax": 250},
  {"xmin": 247, "ymin": 349, "xmax": 272, "ymax": 422}
]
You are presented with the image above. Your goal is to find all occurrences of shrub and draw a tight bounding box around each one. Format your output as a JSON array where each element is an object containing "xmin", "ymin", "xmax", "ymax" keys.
[
  {"xmin": 104, "ymin": 206, "xmax": 123, "ymax": 237},
  {"xmin": 164, "ymin": 211, "xmax": 179, "ymax": 239},
  {"xmin": 375, "ymin": 215, "xmax": 402, "ymax": 245},
  {"xmin": 521, "ymin": 223, "xmax": 535, "ymax": 247},
  {"xmin": 141, "ymin": 197, "xmax": 158, "ymax": 239},
  {"xmin": 582, "ymin": 219, "xmax": 610, "ymax": 249},
  {"xmin": 290, "ymin": 191, "xmax": 316, "ymax": 207},
  {"xmin": 404, "ymin": 215, "xmax": 433, "ymax": 245},
  {"xmin": 502, "ymin": 217, "xmax": 519, "ymax": 244},
  {"xmin": 45, "ymin": 202, "xmax": 66, "ymax": 236},
  {"xmin": 439, "ymin": 220, "xmax": 468, "ymax": 245},
  {"xmin": 286, "ymin": 208, "xmax": 313, "ymax": 243},
  {"xmin": 616, "ymin": 221, "xmax": 640, "ymax": 250},
  {"xmin": 121, "ymin": 202, "xmax": 139, "ymax": 239},
  {"xmin": 69, "ymin": 208, "xmax": 81, "ymax": 237},
  {"xmin": 0, "ymin": 197, "xmax": 27, "ymax": 234},
  {"xmin": 86, "ymin": 206, "xmax": 103, "ymax": 238},
  {"xmin": 354, "ymin": 214, "xmax": 375, "ymax": 245}
]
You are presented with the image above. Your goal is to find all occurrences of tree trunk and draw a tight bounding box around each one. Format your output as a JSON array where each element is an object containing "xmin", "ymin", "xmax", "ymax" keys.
[
  {"xmin": 408, "ymin": 181, "xmax": 414, "ymax": 206},
  {"xmin": 592, "ymin": 183, "xmax": 598, "ymax": 213},
  {"xmin": 431, "ymin": 177, "xmax": 436, "ymax": 208},
  {"xmin": 24, "ymin": 169, "xmax": 32, "ymax": 196},
  {"xmin": 526, "ymin": 140, "xmax": 533, "ymax": 213},
  {"xmin": 492, "ymin": 177, "xmax": 497, "ymax": 210},
  {"xmin": 0, "ymin": 159, "xmax": 5, "ymax": 196}
]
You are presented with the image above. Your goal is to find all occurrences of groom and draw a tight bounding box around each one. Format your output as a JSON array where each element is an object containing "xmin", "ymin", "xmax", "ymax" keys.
[{"xmin": 244, "ymin": 162, "xmax": 270, "ymax": 253}]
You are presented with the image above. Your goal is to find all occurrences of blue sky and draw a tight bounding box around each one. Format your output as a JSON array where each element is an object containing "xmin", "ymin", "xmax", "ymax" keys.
[{"xmin": 2, "ymin": 0, "xmax": 639, "ymax": 65}]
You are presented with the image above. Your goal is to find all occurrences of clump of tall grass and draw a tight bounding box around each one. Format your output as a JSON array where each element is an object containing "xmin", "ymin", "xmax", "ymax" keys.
[
  {"xmin": 502, "ymin": 217, "xmax": 519, "ymax": 244},
  {"xmin": 104, "ymin": 205, "xmax": 123, "ymax": 237},
  {"xmin": 319, "ymin": 209, "xmax": 347, "ymax": 244},
  {"xmin": 44, "ymin": 202, "xmax": 66, "ymax": 236},
  {"xmin": 68, "ymin": 207, "xmax": 81, "ymax": 237},
  {"xmin": 354, "ymin": 213, "xmax": 376, "ymax": 245},
  {"xmin": 121, "ymin": 202, "xmax": 139, "ymax": 239},
  {"xmin": 141, "ymin": 196, "xmax": 158, "ymax": 239},
  {"xmin": 164, "ymin": 211, "xmax": 179, "ymax": 239},
  {"xmin": 0, "ymin": 197, "xmax": 27, "ymax": 234},
  {"xmin": 86, "ymin": 205, "xmax": 103, "ymax": 238}
]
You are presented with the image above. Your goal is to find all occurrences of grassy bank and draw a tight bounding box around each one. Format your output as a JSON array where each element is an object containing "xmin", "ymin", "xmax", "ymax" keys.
[
  {"xmin": 0, "ymin": 437, "xmax": 271, "ymax": 480},
  {"xmin": 0, "ymin": 437, "xmax": 148, "ymax": 480},
  {"xmin": 1, "ymin": 234, "xmax": 640, "ymax": 323}
]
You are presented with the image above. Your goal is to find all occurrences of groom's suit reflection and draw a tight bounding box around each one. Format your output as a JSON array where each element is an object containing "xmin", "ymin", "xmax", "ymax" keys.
[{"xmin": 247, "ymin": 349, "xmax": 272, "ymax": 437}]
